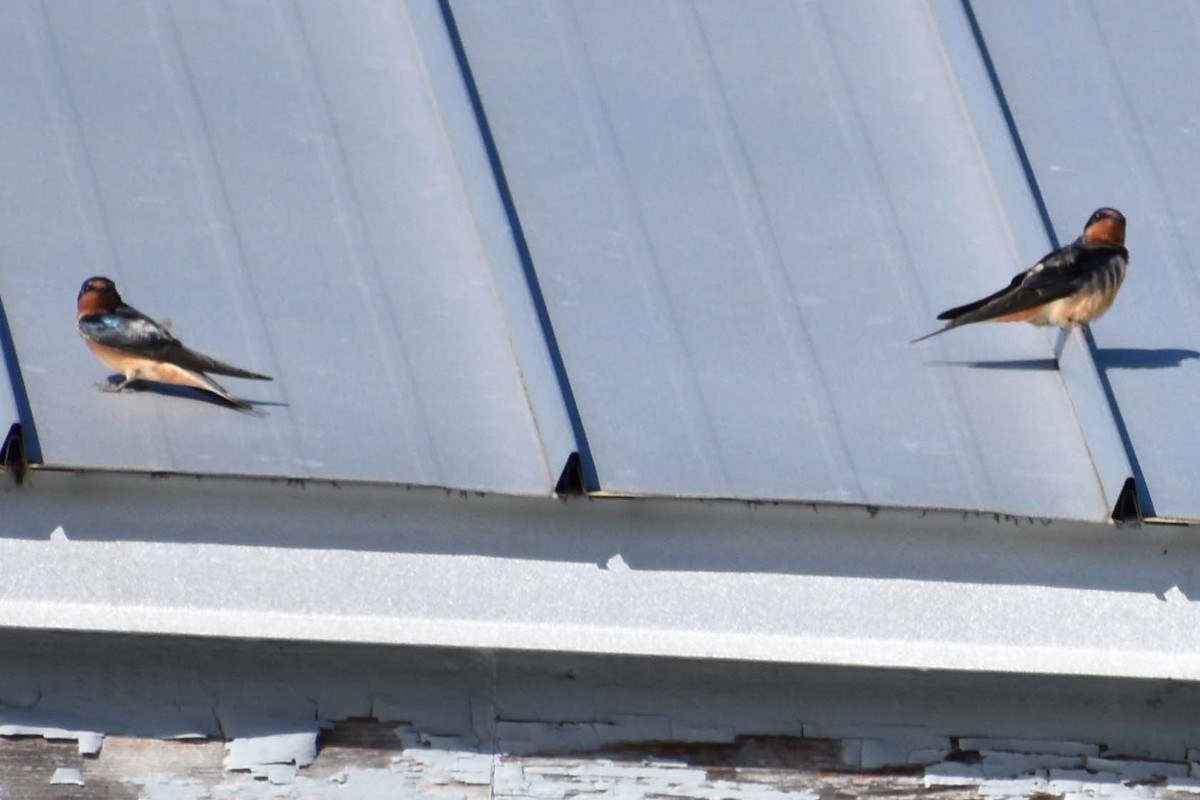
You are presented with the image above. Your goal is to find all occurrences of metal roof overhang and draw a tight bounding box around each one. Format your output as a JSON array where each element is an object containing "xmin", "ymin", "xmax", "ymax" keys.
[{"xmin": 3, "ymin": 469, "xmax": 1199, "ymax": 681}]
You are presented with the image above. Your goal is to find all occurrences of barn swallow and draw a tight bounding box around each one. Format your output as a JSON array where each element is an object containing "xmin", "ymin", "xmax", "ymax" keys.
[
  {"xmin": 912, "ymin": 208, "xmax": 1128, "ymax": 343},
  {"xmin": 76, "ymin": 277, "xmax": 271, "ymax": 410}
]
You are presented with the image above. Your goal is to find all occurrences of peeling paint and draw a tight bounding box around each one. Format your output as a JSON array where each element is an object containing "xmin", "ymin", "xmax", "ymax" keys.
[
  {"xmin": 958, "ymin": 737, "xmax": 1102, "ymax": 757},
  {"xmin": 3, "ymin": 631, "xmax": 1200, "ymax": 798},
  {"xmin": 48, "ymin": 767, "xmax": 83, "ymax": 786},
  {"xmin": 399, "ymin": 748, "xmax": 493, "ymax": 785},
  {"xmin": 262, "ymin": 763, "xmax": 297, "ymax": 785},
  {"xmin": 0, "ymin": 720, "xmax": 1196, "ymax": 800},
  {"xmin": 980, "ymin": 750, "xmax": 1084, "ymax": 777},
  {"xmin": 925, "ymin": 762, "xmax": 986, "ymax": 786},
  {"xmin": 0, "ymin": 724, "xmax": 103, "ymax": 755},
  {"xmin": 223, "ymin": 731, "xmax": 318, "ymax": 772},
  {"xmin": 924, "ymin": 751, "xmax": 1200, "ymax": 799},
  {"xmin": 493, "ymin": 758, "xmax": 820, "ymax": 800},
  {"xmin": 1085, "ymin": 756, "xmax": 1188, "ymax": 781}
]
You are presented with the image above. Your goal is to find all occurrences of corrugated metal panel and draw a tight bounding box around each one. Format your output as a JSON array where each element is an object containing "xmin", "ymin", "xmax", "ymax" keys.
[
  {"xmin": 450, "ymin": 0, "xmax": 1113, "ymax": 519},
  {"xmin": 0, "ymin": 0, "xmax": 574, "ymax": 492},
  {"xmin": 970, "ymin": 0, "xmax": 1200, "ymax": 521}
]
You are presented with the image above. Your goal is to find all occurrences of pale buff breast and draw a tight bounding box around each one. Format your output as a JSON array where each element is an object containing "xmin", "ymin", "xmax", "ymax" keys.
[
  {"xmin": 1027, "ymin": 260, "xmax": 1127, "ymax": 327},
  {"xmin": 84, "ymin": 338, "xmax": 217, "ymax": 393},
  {"xmin": 84, "ymin": 338, "xmax": 162, "ymax": 377}
]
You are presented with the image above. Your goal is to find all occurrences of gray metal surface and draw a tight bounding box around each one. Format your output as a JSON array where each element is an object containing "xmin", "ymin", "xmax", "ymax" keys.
[
  {"xmin": 927, "ymin": 0, "xmax": 1136, "ymax": 518},
  {"xmin": 451, "ymin": 0, "xmax": 1113, "ymax": 519},
  {"xmin": 6, "ymin": 471, "xmax": 1200, "ymax": 680},
  {"xmin": 970, "ymin": 0, "xmax": 1200, "ymax": 521},
  {"xmin": 0, "ymin": 0, "xmax": 574, "ymax": 492}
]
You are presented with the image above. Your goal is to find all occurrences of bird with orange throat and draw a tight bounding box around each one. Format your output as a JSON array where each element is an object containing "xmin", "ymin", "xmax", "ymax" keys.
[
  {"xmin": 76, "ymin": 277, "xmax": 271, "ymax": 410},
  {"xmin": 913, "ymin": 208, "xmax": 1128, "ymax": 343}
]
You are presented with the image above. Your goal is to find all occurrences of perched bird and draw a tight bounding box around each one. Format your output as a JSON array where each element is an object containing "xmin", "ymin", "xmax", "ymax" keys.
[
  {"xmin": 912, "ymin": 207, "xmax": 1128, "ymax": 343},
  {"xmin": 76, "ymin": 276, "xmax": 271, "ymax": 410}
]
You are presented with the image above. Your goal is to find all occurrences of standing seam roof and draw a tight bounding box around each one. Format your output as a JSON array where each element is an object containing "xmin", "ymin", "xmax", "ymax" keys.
[
  {"xmin": 968, "ymin": 0, "xmax": 1200, "ymax": 521},
  {"xmin": 0, "ymin": 0, "xmax": 576, "ymax": 494},
  {"xmin": 448, "ymin": 0, "xmax": 1122, "ymax": 520},
  {"xmin": 0, "ymin": 0, "xmax": 1188, "ymax": 522}
]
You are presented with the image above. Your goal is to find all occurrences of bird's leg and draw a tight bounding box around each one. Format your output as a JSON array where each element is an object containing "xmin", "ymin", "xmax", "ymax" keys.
[{"xmin": 100, "ymin": 372, "xmax": 143, "ymax": 392}]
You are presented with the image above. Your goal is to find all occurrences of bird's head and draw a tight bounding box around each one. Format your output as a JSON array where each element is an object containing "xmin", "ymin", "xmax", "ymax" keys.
[
  {"xmin": 1083, "ymin": 207, "xmax": 1126, "ymax": 247},
  {"xmin": 77, "ymin": 276, "xmax": 122, "ymax": 315}
]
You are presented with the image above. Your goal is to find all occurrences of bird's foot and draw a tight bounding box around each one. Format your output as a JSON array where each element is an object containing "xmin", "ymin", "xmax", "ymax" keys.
[{"xmin": 98, "ymin": 375, "xmax": 141, "ymax": 393}]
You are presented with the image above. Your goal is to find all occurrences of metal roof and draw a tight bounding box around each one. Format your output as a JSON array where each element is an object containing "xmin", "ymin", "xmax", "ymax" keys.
[
  {"xmin": 969, "ymin": 0, "xmax": 1200, "ymax": 522},
  {"xmin": 449, "ymin": 0, "xmax": 1127, "ymax": 519},
  {"xmin": 0, "ymin": 0, "xmax": 574, "ymax": 493},
  {"xmin": 4, "ymin": 1, "xmax": 1200, "ymax": 687},
  {"xmin": 0, "ymin": 0, "xmax": 1190, "ymax": 523}
]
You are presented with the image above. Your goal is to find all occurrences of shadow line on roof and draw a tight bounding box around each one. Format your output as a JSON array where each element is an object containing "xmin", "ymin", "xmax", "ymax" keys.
[{"xmin": 0, "ymin": 294, "xmax": 40, "ymax": 463}]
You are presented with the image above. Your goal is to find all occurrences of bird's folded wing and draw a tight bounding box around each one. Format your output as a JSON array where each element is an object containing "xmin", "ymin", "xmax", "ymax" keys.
[
  {"xmin": 79, "ymin": 307, "xmax": 270, "ymax": 381},
  {"xmin": 78, "ymin": 306, "xmax": 177, "ymax": 352},
  {"xmin": 938, "ymin": 244, "xmax": 1120, "ymax": 326}
]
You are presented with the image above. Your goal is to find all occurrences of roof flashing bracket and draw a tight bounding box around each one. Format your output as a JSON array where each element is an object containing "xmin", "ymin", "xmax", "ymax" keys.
[
  {"xmin": 554, "ymin": 451, "xmax": 586, "ymax": 496},
  {"xmin": 1, "ymin": 423, "xmax": 26, "ymax": 484}
]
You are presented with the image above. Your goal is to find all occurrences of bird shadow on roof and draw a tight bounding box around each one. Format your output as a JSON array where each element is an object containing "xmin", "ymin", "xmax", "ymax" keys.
[
  {"xmin": 926, "ymin": 347, "xmax": 1200, "ymax": 372},
  {"xmin": 1094, "ymin": 347, "xmax": 1200, "ymax": 370},
  {"xmin": 923, "ymin": 357, "xmax": 1057, "ymax": 371},
  {"xmin": 102, "ymin": 376, "xmax": 287, "ymax": 415}
]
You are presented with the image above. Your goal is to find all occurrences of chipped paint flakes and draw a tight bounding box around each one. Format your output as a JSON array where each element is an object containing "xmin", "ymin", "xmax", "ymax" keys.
[
  {"xmin": 48, "ymin": 767, "xmax": 83, "ymax": 786},
  {"xmin": 494, "ymin": 758, "xmax": 819, "ymax": 800},
  {"xmin": 398, "ymin": 748, "xmax": 494, "ymax": 786},
  {"xmin": 981, "ymin": 751, "xmax": 1084, "ymax": 777},
  {"xmin": 0, "ymin": 724, "xmax": 103, "ymax": 755},
  {"xmin": 958, "ymin": 737, "xmax": 1101, "ymax": 758},
  {"xmin": 928, "ymin": 768, "xmax": 1161, "ymax": 800},
  {"xmin": 925, "ymin": 758, "xmax": 1188, "ymax": 799},
  {"xmin": 133, "ymin": 769, "xmax": 424, "ymax": 800},
  {"xmin": 1085, "ymin": 757, "xmax": 1188, "ymax": 781},
  {"xmin": 223, "ymin": 731, "xmax": 318, "ymax": 772}
]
